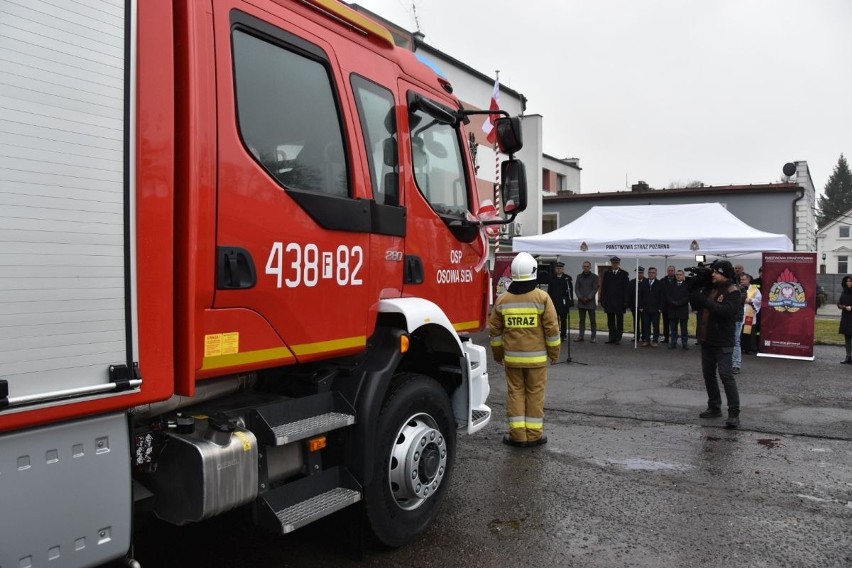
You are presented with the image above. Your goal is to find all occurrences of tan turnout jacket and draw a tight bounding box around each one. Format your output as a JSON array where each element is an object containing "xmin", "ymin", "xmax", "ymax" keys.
[{"xmin": 490, "ymin": 287, "xmax": 561, "ymax": 367}]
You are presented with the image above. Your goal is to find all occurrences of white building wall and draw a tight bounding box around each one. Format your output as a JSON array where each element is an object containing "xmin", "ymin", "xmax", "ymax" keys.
[
  {"xmin": 517, "ymin": 115, "xmax": 543, "ymax": 236},
  {"xmin": 794, "ymin": 160, "xmax": 817, "ymax": 252},
  {"xmin": 816, "ymin": 209, "xmax": 852, "ymax": 274},
  {"xmin": 543, "ymin": 155, "xmax": 581, "ymax": 196},
  {"xmin": 428, "ymin": 62, "xmax": 524, "ymax": 118},
  {"xmin": 567, "ymin": 163, "xmax": 581, "ymax": 194}
]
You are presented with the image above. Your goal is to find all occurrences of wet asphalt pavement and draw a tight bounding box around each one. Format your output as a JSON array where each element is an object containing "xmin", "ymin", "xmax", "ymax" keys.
[{"xmin": 133, "ymin": 332, "xmax": 852, "ymax": 567}]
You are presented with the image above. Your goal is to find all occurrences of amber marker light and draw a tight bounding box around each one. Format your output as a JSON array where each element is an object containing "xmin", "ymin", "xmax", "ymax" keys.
[
  {"xmin": 308, "ymin": 436, "xmax": 327, "ymax": 452},
  {"xmin": 400, "ymin": 335, "xmax": 410, "ymax": 353}
]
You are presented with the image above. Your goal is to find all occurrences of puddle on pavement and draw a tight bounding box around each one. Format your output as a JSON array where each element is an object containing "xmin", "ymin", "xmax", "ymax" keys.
[
  {"xmin": 757, "ymin": 438, "xmax": 783, "ymax": 449},
  {"xmin": 488, "ymin": 517, "xmax": 524, "ymax": 534},
  {"xmin": 605, "ymin": 457, "xmax": 690, "ymax": 471},
  {"xmin": 704, "ymin": 436, "xmax": 736, "ymax": 442}
]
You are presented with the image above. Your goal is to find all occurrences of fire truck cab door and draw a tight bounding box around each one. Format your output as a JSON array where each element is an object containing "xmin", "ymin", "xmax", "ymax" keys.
[
  {"xmin": 398, "ymin": 83, "xmax": 486, "ymax": 332},
  {"xmin": 212, "ymin": 4, "xmax": 399, "ymax": 362}
]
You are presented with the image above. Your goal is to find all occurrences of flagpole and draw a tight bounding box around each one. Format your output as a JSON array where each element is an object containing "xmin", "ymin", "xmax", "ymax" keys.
[{"xmin": 492, "ymin": 70, "xmax": 500, "ymax": 254}]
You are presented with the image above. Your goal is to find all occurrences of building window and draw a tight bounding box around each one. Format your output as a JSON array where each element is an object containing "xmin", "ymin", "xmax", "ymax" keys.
[
  {"xmin": 557, "ymin": 174, "xmax": 566, "ymax": 192},
  {"xmin": 840, "ymin": 226, "xmax": 850, "ymax": 238},
  {"xmin": 840, "ymin": 256, "xmax": 849, "ymax": 274},
  {"xmin": 542, "ymin": 168, "xmax": 551, "ymax": 191},
  {"xmin": 542, "ymin": 213, "xmax": 558, "ymax": 234}
]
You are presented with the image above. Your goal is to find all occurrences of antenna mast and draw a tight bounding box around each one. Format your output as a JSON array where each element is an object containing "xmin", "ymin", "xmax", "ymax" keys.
[{"xmin": 411, "ymin": 2, "xmax": 421, "ymax": 33}]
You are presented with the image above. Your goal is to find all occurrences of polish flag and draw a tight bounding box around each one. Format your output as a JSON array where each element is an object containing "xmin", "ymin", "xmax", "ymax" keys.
[{"xmin": 481, "ymin": 78, "xmax": 500, "ymax": 145}]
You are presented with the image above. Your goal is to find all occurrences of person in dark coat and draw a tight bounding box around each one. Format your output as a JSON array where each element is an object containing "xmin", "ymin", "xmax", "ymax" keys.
[
  {"xmin": 627, "ymin": 266, "xmax": 645, "ymax": 339},
  {"xmin": 638, "ymin": 266, "xmax": 665, "ymax": 346},
  {"xmin": 662, "ymin": 265, "xmax": 677, "ymax": 343},
  {"xmin": 691, "ymin": 260, "xmax": 742, "ymax": 428},
  {"xmin": 546, "ymin": 262, "xmax": 574, "ymax": 341},
  {"xmin": 665, "ymin": 269, "xmax": 691, "ymax": 349},
  {"xmin": 600, "ymin": 256, "xmax": 630, "ymax": 345},
  {"xmin": 837, "ymin": 275, "xmax": 852, "ymax": 364}
]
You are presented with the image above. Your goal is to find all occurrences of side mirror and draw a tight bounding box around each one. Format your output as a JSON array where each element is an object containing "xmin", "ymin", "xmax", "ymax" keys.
[
  {"xmin": 494, "ymin": 117, "xmax": 523, "ymax": 155},
  {"xmin": 382, "ymin": 138, "xmax": 397, "ymax": 167},
  {"xmin": 501, "ymin": 159, "xmax": 527, "ymax": 215}
]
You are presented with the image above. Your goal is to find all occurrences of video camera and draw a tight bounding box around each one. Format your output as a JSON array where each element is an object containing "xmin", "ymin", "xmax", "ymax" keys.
[
  {"xmin": 684, "ymin": 255, "xmax": 722, "ymax": 294},
  {"xmin": 684, "ymin": 262, "xmax": 714, "ymax": 293}
]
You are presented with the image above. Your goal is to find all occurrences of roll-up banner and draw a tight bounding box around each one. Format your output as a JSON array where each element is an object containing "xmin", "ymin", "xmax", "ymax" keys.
[
  {"xmin": 492, "ymin": 252, "xmax": 517, "ymax": 301},
  {"xmin": 759, "ymin": 252, "xmax": 817, "ymax": 360}
]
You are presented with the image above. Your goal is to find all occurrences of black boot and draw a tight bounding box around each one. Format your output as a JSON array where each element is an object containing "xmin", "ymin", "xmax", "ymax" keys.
[
  {"xmin": 699, "ymin": 407, "xmax": 722, "ymax": 418},
  {"xmin": 725, "ymin": 410, "xmax": 740, "ymax": 429},
  {"xmin": 843, "ymin": 356, "xmax": 852, "ymax": 364}
]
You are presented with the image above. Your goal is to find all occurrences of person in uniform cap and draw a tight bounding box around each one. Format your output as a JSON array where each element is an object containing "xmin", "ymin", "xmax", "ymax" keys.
[
  {"xmin": 600, "ymin": 256, "xmax": 630, "ymax": 344},
  {"xmin": 547, "ymin": 261, "xmax": 574, "ymax": 340}
]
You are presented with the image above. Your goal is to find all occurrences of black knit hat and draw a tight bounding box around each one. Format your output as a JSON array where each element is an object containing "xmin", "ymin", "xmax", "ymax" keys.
[{"xmin": 712, "ymin": 260, "xmax": 736, "ymax": 279}]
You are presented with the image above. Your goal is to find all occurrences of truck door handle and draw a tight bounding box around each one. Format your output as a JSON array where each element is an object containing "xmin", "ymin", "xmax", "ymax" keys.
[
  {"xmin": 404, "ymin": 255, "xmax": 424, "ymax": 284},
  {"xmin": 217, "ymin": 246, "xmax": 257, "ymax": 289}
]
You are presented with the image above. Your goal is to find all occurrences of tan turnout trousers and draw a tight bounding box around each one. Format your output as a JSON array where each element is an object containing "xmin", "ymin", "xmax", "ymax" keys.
[{"xmin": 505, "ymin": 366, "xmax": 548, "ymax": 443}]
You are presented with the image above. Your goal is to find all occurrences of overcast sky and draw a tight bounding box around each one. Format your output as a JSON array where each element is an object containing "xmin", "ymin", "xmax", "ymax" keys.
[{"xmin": 354, "ymin": 0, "xmax": 851, "ymax": 196}]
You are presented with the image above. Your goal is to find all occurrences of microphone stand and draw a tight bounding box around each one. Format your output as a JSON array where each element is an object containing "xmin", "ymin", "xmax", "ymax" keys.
[{"xmin": 562, "ymin": 307, "xmax": 588, "ymax": 365}]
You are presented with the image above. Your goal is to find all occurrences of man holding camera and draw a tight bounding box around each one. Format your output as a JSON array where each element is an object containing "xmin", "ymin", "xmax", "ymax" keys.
[{"xmin": 690, "ymin": 260, "xmax": 742, "ymax": 428}]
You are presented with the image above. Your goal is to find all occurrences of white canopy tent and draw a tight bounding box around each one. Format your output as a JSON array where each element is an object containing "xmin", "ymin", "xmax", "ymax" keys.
[
  {"xmin": 512, "ymin": 203, "xmax": 794, "ymax": 348},
  {"xmin": 512, "ymin": 203, "xmax": 793, "ymax": 258}
]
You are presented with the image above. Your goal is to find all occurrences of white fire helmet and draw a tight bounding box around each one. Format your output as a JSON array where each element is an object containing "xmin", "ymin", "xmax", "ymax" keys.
[{"xmin": 511, "ymin": 252, "xmax": 538, "ymax": 282}]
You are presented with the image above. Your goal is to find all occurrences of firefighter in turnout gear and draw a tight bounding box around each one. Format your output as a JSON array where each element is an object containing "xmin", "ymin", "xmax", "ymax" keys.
[{"xmin": 490, "ymin": 253, "xmax": 561, "ymax": 447}]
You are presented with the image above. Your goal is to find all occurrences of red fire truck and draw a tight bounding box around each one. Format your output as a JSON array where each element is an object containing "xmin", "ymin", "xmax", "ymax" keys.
[{"xmin": 0, "ymin": 0, "xmax": 528, "ymax": 565}]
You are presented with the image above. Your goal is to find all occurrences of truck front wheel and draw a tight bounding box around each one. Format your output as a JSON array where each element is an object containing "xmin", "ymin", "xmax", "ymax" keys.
[{"xmin": 364, "ymin": 373, "xmax": 456, "ymax": 547}]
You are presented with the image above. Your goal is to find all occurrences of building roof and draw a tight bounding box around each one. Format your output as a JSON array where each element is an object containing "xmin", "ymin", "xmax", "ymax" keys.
[
  {"xmin": 542, "ymin": 153, "xmax": 582, "ymax": 171},
  {"xmin": 817, "ymin": 207, "xmax": 852, "ymax": 235},
  {"xmin": 545, "ymin": 183, "xmax": 801, "ymax": 202}
]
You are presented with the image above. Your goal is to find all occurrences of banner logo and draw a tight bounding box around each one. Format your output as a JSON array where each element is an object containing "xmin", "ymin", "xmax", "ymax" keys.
[{"xmin": 767, "ymin": 268, "xmax": 807, "ymax": 312}]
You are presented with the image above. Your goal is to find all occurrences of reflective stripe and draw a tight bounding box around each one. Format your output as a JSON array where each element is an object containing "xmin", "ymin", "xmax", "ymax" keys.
[
  {"xmin": 504, "ymin": 353, "xmax": 548, "ymax": 364},
  {"xmin": 525, "ymin": 422, "xmax": 544, "ymax": 431},
  {"xmin": 505, "ymin": 349, "xmax": 547, "ymax": 358},
  {"xmin": 546, "ymin": 336, "xmax": 561, "ymax": 347},
  {"xmin": 490, "ymin": 335, "xmax": 504, "ymax": 346},
  {"xmin": 453, "ymin": 320, "xmax": 480, "ymax": 332},
  {"xmin": 508, "ymin": 416, "xmax": 525, "ymax": 429},
  {"xmin": 501, "ymin": 304, "xmax": 545, "ymax": 314},
  {"xmin": 525, "ymin": 417, "xmax": 543, "ymax": 425}
]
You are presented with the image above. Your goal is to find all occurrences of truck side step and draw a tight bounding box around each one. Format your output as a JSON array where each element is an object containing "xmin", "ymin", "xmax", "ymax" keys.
[
  {"xmin": 248, "ymin": 391, "xmax": 355, "ymax": 446},
  {"xmin": 271, "ymin": 412, "xmax": 354, "ymax": 445},
  {"xmin": 255, "ymin": 466, "xmax": 362, "ymax": 534}
]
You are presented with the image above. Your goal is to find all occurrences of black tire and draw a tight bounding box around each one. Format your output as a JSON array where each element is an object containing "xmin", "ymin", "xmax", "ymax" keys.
[{"xmin": 364, "ymin": 373, "xmax": 456, "ymax": 547}]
